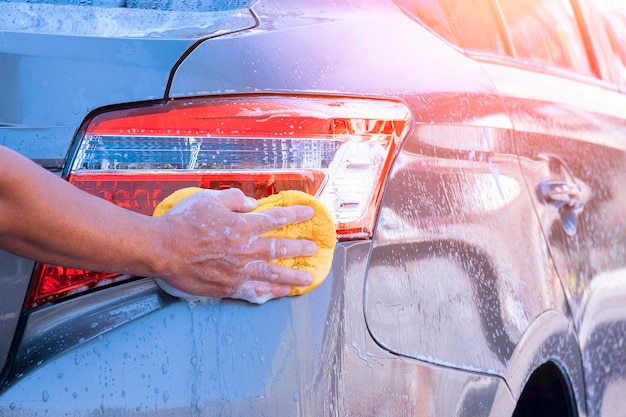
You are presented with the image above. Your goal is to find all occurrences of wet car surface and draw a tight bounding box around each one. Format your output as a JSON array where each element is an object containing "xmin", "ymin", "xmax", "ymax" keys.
[{"xmin": 1, "ymin": 0, "xmax": 626, "ymax": 415}]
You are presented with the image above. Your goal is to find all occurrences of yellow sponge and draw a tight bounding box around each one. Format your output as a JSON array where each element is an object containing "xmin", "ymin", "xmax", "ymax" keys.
[
  {"xmin": 152, "ymin": 187, "xmax": 204, "ymax": 217},
  {"xmin": 153, "ymin": 188, "xmax": 336, "ymax": 295},
  {"xmin": 253, "ymin": 190, "xmax": 336, "ymax": 295}
]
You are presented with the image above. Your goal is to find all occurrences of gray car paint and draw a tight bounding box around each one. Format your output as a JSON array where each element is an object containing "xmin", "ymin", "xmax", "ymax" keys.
[
  {"xmin": 1, "ymin": 0, "xmax": 625, "ymax": 415},
  {"xmin": 1, "ymin": 242, "xmax": 516, "ymax": 416},
  {"xmin": 0, "ymin": 1, "xmax": 255, "ymax": 388}
]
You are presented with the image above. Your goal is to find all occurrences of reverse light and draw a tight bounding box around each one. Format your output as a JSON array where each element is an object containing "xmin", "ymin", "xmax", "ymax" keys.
[{"xmin": 27, "ymin": 95, "xmax": 411, "ymax": 308}]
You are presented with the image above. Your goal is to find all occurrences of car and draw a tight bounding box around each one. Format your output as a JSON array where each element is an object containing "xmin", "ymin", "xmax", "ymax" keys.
[{"xmin": 1, "ymin": 0, "xmax": 625, "ymax": 415}]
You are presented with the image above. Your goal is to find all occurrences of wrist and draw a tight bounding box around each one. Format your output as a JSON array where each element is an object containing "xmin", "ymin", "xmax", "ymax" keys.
[{"xmin": 139, "ymin": 215, "xmax": 176, "ymax": 280}]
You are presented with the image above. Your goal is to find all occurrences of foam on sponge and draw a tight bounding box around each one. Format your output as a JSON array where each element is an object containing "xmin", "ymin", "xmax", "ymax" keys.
[{"xmin": 153, "ymin": 188, "xmax": 336, "ymax": 296}]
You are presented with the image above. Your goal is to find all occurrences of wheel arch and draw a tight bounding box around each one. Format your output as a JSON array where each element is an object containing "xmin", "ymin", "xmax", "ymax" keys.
[{"xmin": 503, "ymin": 310, "xmax": 586, "ymax": 417}]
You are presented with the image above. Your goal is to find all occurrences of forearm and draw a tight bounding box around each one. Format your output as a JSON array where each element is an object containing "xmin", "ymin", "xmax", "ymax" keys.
[
  {"xmin": 0, "ymin": 146, "xmax": 163, "ymax": 276},
  {"xmin": 0, "ymin": 146, "xmax": 318, "ymax": 302}
]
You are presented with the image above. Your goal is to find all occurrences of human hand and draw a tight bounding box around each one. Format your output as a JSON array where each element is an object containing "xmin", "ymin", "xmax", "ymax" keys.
[{"xmin": 153, "ymin": 188, "xmax": 318, "ymax": 303}]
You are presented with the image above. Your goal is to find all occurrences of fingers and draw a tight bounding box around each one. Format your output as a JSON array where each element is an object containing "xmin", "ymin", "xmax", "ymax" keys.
[
  {"xmin": 233, "ymin": 280, "xmax": 294, "ymax": 304},
  {"xmin": 245, "ymin": 205, "xmax": 316, "ymax": 235},
  {"xmin": 232, "ymin": 281, "xmax": 277, "ymax": 304},
  {"xmin": 232, "ymin": 262, "xmax": 314, "ymax": 304},
  {"xmin": 212, "ymin": 188, "xmax": 258, "ymax": 212},
  {"xmin": 243, "ymin": 261, "xmax": 313, "ymax": 286},
  {"xmin": 247, "ymin": 236, "xmax": 318, "ymax": 261},
  {"xmin": 158, "ymin": 188, "xmax": 322, "ymax": 303},
  {"xmin": 184, "ymin": 189, "xmax": 314, "ymax": 231}
]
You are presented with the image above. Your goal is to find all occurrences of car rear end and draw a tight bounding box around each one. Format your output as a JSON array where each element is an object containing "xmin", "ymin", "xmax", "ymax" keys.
[{"xmin": 0, "ymin": 0, "xmax": 569, "ymax": 415}]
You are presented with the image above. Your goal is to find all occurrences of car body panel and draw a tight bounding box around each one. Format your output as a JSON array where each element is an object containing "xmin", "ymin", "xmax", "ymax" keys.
[
  {"xmin": 482, "ymin": 60, "xmax": 626, "ymax": 417},
  {"xmin": 169, "ymin": 0, "xmax": 501, "ymax": 104},
  {"xmin": 503, "ymin": 309, "xmax": 586, "ymax": 415},
  {"xmin": 365, "ymin": 123, "xmax": 566, "ymax": 375},
  {"xmin": 0, "ymin": 241, "xmax": 515, "ymax": 416},
  {"xmin": 0, "ymin": 3, "xmax": 256, "ymax": 380},
  {"xmin": 0, "ymin": 33, "xmax": 190, "ymax": 160},
  {"xmin": 0, "ymin": 6, "xmax": 256, "ymax": 159},
  {"xmin": 0, "ymin": 251, "xmax": 33, "ymax": 386},
  {"xmin": 578, "ymin": 269, "xmax": 626, "ymax": 417}
]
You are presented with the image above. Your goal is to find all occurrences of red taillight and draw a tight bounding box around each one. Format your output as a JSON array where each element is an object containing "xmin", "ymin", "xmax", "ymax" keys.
[
  {"xmin": 27, "ymin": 96, "xmax": 411, "ymax": 308},
  {"xmin": 28, "ymin": 266, "xmax": 123, "ymax": 309}
]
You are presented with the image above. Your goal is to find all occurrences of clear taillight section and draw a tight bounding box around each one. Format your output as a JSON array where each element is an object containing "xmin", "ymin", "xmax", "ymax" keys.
[{"xmin": 27, "ymin": 96, "xmax": 411, "ymax": 308}]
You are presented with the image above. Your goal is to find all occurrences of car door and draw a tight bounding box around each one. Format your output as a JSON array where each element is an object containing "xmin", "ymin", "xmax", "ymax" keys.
[
  {"xmin": 366, "ymin": 0, "xmax": 574, "ymax": 384},
  {"xmin": 480, "ymin": 0, "xmax": 626, "ymax": 415}
]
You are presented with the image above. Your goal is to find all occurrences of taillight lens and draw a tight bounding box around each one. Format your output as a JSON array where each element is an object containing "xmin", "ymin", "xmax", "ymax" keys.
[{"xmin": 27, "ymin": 96, "xmax": 411, "ymax": 308}]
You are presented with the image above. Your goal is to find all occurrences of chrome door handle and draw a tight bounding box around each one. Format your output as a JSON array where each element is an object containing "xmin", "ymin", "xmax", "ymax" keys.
[{"xmin": 537, "ymin": 179, "xmax": 584, "ymax": 236}]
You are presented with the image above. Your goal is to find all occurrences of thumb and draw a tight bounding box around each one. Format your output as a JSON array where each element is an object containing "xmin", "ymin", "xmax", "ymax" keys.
[{"xmin": 215, "ymin": 188, "xmax": 258, "ymax": 212}]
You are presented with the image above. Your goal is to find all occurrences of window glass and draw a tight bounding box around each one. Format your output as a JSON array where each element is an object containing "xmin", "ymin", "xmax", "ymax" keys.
[
  {"xmin": 438, "ymin": 0, "xmax": 507, "ymax": 54},
  {"xmin": 394, "ymin": 0, "xmax": 456, "ymax": 45},
  {"xmin": 498, "ymin": 0, "xmax": 592, "ymax": 73},
  {"xmin": 596, "ymin": 0, "xmax": 626, "ymax": 85},
  {"xmin": 0, "ymin": 0, "xmax": 253, "ymax": 38},
  {"xmin": 395, "ymin": 0, "xmax": 507, "ymax": 55}
]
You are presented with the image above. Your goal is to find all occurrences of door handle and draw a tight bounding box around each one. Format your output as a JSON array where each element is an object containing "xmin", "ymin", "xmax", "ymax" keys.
[{"xmin": 537, "ymin": 179, "xmax": 584, "ymax": 236}]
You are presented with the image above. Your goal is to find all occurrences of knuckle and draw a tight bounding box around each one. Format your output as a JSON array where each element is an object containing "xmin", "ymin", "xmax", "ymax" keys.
[
  {"xmin": 266, "ymin": 264, "xmax": 281, "ymax": 282},
  {"xmin": 266, "ymin": 208, "xmax": 289, "ymax": 226},
  {"xmin": 273, "ymin": 240, "xmax": 289, "ymax": 259},
  {"xmin": 244, "ymin": 260, "xmax": 268, "ymax": 276}
]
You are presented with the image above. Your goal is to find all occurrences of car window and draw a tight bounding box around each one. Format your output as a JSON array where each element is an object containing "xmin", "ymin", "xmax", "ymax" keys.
[
  {"xmin": 0, "ymin": 0, "xmax": 249, "ymax": 11},
  {"xmin": 394, "ymin": 0, "xmax": 507, "ymax": 55},
  {"xmin": 497, "ymin": 0, "xmax": 592, "ymax": 74},
  {"xmin": 0, "ymin": 0, "xmax": 253, "ymax": 38},
  {"xmin": 394, "ymin": 0, "xmax": 456, "ymax": 46},
  {"xmin": 595, "ymin": 0, "xmax": 626, "ymax": 86}
]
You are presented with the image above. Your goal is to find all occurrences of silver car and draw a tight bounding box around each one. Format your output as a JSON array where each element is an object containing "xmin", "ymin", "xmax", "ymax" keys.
[{"xmin": 1, "ymin": 0, "xmax": 625, "ymax": 415}]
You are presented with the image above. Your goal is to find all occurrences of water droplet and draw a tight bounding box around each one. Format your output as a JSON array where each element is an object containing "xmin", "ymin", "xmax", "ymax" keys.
[
  {"xmin": 163, "ymin": 391, "xmax": 170, "ymax": 404},
  {"xmin": 292, "ymin": 391, "xmax": 299, "ymax": 402}
]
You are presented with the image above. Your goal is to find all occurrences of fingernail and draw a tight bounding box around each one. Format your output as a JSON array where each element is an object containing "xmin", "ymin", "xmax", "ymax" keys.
[
  {"xmin": 244, "ymin": 196, "xmax": 258, "ymax": 209},
  {"xmin": 306, "ymin": 241, "xmax": 318, "ymax": 255},
  {"xmin": 304, "ymin": 206, "xmax": 315, "ymax": 219}
]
